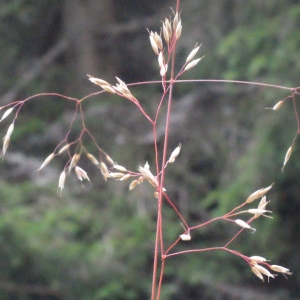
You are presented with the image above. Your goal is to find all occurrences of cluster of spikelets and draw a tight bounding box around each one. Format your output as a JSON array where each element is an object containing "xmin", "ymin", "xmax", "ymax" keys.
[
  {"xmin": 229, "ymin": 184, "xmax": 292, "ymax": 281},
  {"xmin": 34, "ymin": 140, "xmax": 181, "ymax": 196},
  {"xmin": 0, "ymin": 8, "xmax": 294, "ymax": 286}
]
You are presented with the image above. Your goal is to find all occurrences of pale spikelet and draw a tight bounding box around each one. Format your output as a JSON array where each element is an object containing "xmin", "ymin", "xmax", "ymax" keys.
[
  {"xmin": 153, "ymin": 32, "xmax": 163, "ymax": 51},
  {"xmin": 186, "ymin": 44, "xmax": 201, "ymax": 63},
  {"xmin": 251, "ymin": 266, "xmax": 264, "ymax": 282},
  {"xmin": 138, "ymin": 165, "xmax": 158, "ymax": 188},
  {"xmin": 87, "ymin": 74, "xmax": 111, "ymax": 88},
  {"xmin": 175, "ymin": 20, "xmax": 182, "ymax": 40},
  {"xmin": 272, "ymin": 100, "xmax": 284, "ymax": 110},
  {"xmin": 129, "ymin": 179, "xmax": 138, "ymax": 191},
  {"xmin": 109, "ymin": 172, "xmax": 125, "ymax": 178},
  {"xmin": 160, "ymin": 64, "xmax": 168, "ymax": 77},
  {"xmin": 173, "ymin": 12, "xmax": 179, "ymax": 31},
  {"xmin": 113, "ymin": 164, "xmax": 127, "ymax": 172},
  {"xmin": 0, "ymin": 107, "xmax": 14, "ymax": 122},
  {"xmin": 137, "ymin": 176, "xmax": 144, "ymax": 184},
  {"xmin": 114, "ymin": 77, "xmax": 134, "ymax": 98},
  {"xmin": 119, "ymin": 174, "xmax": 131, "ymax": 181},
  {"xmin": 2, "ymin": 123, "xmax": 14, "ymax": 156},
  {"xmin": 253, "ymin": 264, "xmax": 275, "ymax": 281},
  {"xmin": 247, "ymin": 208, "xmax": 272, "ymax": 219},
  {"xmin": 75, "ymin": 166, "xmax": 90, "ymax": 182},
  {"xmin": 58, "ymin": 144, "xmax": 70, "ymax": 155},
  {"xmin": 154, "ymin": 191, "xmax": 158, "ymax": 198},
  {"xmin": 37, "ymin": 153, "xmax": 55, "ymax": 171},
  {"xmin": 282, "ymin": 145, "xmax": 293, "ymax": 172},
  {"xmin": 58, "ymin": 170, "xmax": 66, "ymax": 195},
  {"xmin": 149, "ymin": 31, "xmax": 159, "ymax": 55},
  {"xmin": 165, "ymin": 18, "xmax": 172, "ymax": 38},
  {"xmin": 6, "ymin": 123, "xmax": 14, "ymax": 138},
  {"xmin": 270, "ymin": 265, "xmax": 292, "ymax": 276},
  {"xmin": 245, "ymin": 183, "xmax": 273, "ymax": 204},
  {"xmin": 102, "ymin": 85, "xmax": 116, "ymax": 93},
  {"xmin": 249, "ymin": 256, "xmax": 268, "ymax": 263},
  {"xmin": 184, "ymin": 56, "xmax": 204, "ymax": 71},
  {"xmin": 235, "ymin": 219, "xmax": 256, "ymax": 232},
  {"xmin": 162, "ymin": 22, "xmax": 170, "ymax": 44},
  {"xmin": 168, "ymin": 143, "xmax": 182, "ymax": 163},
  {"xmin": 106, "ymin": 155, "xmax": 115, "ymax": 166},
  {"xmin": 86, "ymin": 153, "xmax": 99, "ymax": 166},
  {"xmin": 2, "ymin": 136, "xmax": 10, "ymax": 156},
  {"xmin": 180, "ymin": 233, "xmax": 191, "ymax": 241},
  {"xmin": 100, "ymin": 162, "xmax": 109, "ymax": 181},
  {"xmin": 158, "ymin": 51, "xmax": 164, "ymax": 68},
  {"xmin": 257, "ymin": 196, "xmax": 270, "ymax": 210},
  {"xmin": 68, "ymin": 153, "xmax": 81, "ymax": 172}
]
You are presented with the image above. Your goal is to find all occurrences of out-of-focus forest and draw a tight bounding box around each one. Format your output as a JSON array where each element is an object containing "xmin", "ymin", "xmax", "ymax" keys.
[{"xmin": 0, "ymin": 0, "xmax": 300, "ymax": 299}]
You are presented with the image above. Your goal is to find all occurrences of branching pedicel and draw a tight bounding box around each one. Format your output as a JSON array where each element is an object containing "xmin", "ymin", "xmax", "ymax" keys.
[{"xmin": 0, "ymin": 2, "xmax": 297, "ymax": 299}]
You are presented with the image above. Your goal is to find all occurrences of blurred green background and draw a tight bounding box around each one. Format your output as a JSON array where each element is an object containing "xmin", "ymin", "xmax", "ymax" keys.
[{"xmin": 0, "ymin": 0, "xmax": 299, "ymax": 299}]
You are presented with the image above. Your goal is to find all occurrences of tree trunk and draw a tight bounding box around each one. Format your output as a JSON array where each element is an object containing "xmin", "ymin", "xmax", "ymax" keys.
[{"xmin": 63, "ymin": 0, "xmax": 117, "ymax": 96}]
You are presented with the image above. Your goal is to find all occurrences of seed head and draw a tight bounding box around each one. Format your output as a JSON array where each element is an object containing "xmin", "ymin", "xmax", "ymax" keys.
[
  {"xmin": 87, "ymin": 74, "xmax": 110, "ymax": 87},
  {"xmin": 270, "ymin": 265, "xmax": 292, "ymax": 277},
  {"xmin": 113, "ymin": 164, "xmax": 127, "ymax": 172},
  {"xmin": 253, "ymin": 264, "xmax": 275, "ymax": 281},
  {"xmin": 58, "ymin": 144, "xmax": 70, "ymax": 155},
  {"xmin": 58, "ymin": 170, "xmax": 66, "ymax": 195},
  {"xmin": 106, "ymin": 155, "xmax": 115, "ymax": 166},
  {"xmin": 68, "ymin": 153, "xmax": 81, "ymax": 172},
  {"xmin": 119, "ymin": 174, "xmax": 131, "ymax": 181},
  {"xmin": 245, "ymin": 184, "xmax": 273, "ymax": 204},
  {"xmin": 235, "ymin": 219, "xmax": 256, "ymax": 232},
  {"xmin": 249, "ymin": 256, "xmax": 268, "ymax": 263},
  {"xmin": 149, "ymin": 31, "xmax": 159, "ymax": 55},
  {"xmin": 180, "ymin": 233, "xmax": 191, "ymax": 241},
  {"xmin": 109, "ymin": 172, "xmax": 125, "ymax": 178},
  {"xmin": 186, "ymin": 44, "xmax": 201, "ymax": 63},
  {"xmin": 272, "ymin": 100, "xmax": 284, "ymax": 110},
  {"xmin": 175, "ymin": 20, "xmax": 182, "ymax": 40},
  {"xmin": 251, "ymin": 266, "xmax": 264, "ymax": 282},
  {"xmin": 75, "ymin": 166, "xmax": 90, "ymax": 182},
  {"xmin": 168, "ymin": 143, "xmax": 182, "ymax": 163},
  {"xmin": 138, "ymin": 164, "xmax": 158, "ymax": 188},
  {"xmin": 100, "ymin": 162, "xmax": 109, "ymax": 181},
  {"xmin": 0, "ymin": 107, "xmax": 14, "ymax": 122},
  {"xmin": 129, "ymin": 179, "xmax": 138, "ymax": 191},
  {"xmin": 282, "ymin": 145, "xmax": 293, "ymax": 172},
  {"xmin": 37, "ymin": 153, "xmax": 55, "ymax": 172},
  {"xmin": 184, "ymin": 56, "xmax": 204, "ymax": 72},
  {"xmin": 86, "ymin": 153, "xmax": 99, "ymax": 166}
]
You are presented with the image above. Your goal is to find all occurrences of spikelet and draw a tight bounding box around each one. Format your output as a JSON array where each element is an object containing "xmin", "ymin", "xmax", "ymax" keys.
[
  {"xmin": 100, "ymin": 162, "xmax": 109, "ymax": 181},
  {"xmin": 58, "ymin": 170, "xmax": 66, "ymax": 195},
  {"xmin": 235, "ymin": 219, "xmax": 256, "ymax": 232},
  {"xmin": 245, "ymin": 184, "xmax": 273, "ymax": 204},
  {"xmin": 37, "ymin": 153, "xmax": 55, "ymax": 171},
  {"xmin": 75, "ymin": 166, "xmax": 90, "ymax": 182},
  {"xmin": 168, "ymin": 143, "xmax": 182, "ymax": 163},
  {"xmin": 282, "ymin": 145, "xmax": 293, "ymax": 172},
  {"xmin": 58, "ymin": 144, "xmax": 70, "ymax": 155},
  {"xmin": 86, "ymin": 153, "xmax": 99, "ymax": 166},
  {"xmin": 0, "ymin": 107, "xmax": 14, "ymax": 122}
]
